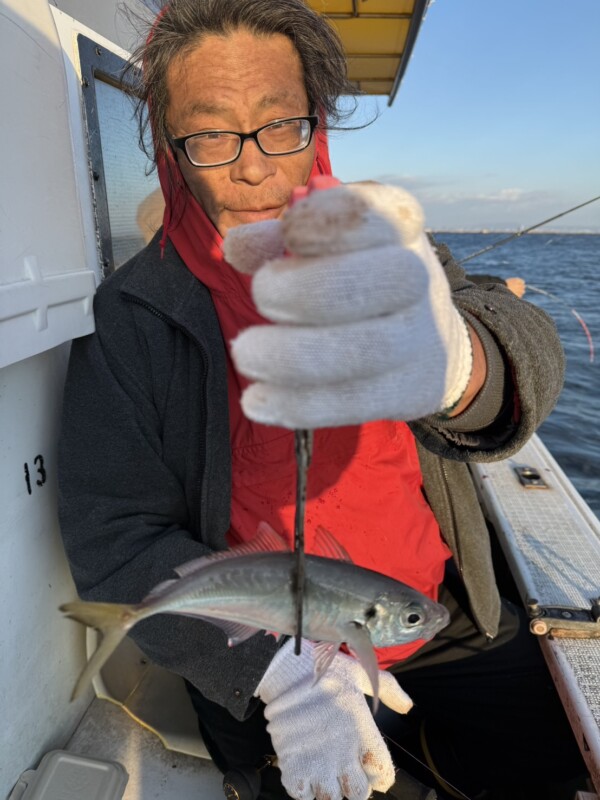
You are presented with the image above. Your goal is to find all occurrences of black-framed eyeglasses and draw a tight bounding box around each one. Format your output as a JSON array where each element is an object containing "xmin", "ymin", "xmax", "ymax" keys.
[{"xmin": 170, "ymin": 115, "xmax": 319, "ymax": 168}]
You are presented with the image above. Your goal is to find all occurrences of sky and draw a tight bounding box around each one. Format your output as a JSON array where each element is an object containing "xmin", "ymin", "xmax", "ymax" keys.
[{"xmin": 328, "ymin": 0, "xmax": 600, "ymax": 232}]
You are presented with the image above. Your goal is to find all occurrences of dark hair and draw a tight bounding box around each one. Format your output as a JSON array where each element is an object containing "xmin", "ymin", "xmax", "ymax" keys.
[{"xmin": 124, "ymin": 0, "xmax": 360, "ymax": 168}]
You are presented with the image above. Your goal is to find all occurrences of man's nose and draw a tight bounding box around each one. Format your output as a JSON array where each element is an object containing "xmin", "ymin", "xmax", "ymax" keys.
[{"xmin": 230, "ymin": 138, "xmax": 276, "ymax": 185}]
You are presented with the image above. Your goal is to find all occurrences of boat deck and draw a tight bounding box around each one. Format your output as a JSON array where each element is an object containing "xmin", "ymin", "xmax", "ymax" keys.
[
  {"xmin": 471, "ymin": 434, "xmax": 600, "ymax": 792},
  {"xmin": 65, "ymin": 699, "xmax": 223, "ymax": 800}
]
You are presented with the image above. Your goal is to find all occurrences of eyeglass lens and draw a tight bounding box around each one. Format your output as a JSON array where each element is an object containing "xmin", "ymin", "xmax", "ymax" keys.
[{"xmin": 185, "ymin": 118, "xmax": 312, "ymax": 166}]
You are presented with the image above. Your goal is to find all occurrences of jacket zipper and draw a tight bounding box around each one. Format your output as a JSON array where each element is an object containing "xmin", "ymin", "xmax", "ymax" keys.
[{"xmin": 123, "ymin": 294, "xmax": 209, "ymax": 539}]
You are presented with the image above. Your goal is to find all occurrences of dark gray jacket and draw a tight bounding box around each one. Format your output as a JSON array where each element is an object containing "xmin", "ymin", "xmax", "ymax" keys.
[{"xmin": 58, "ymin": 235, "xmax": 564, "ymax": 720}]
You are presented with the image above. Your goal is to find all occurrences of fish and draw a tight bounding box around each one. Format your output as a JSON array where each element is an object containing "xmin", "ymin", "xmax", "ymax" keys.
[{"xmin": 60, "ymin": 522, "xmax": 450, "ymax": 708}]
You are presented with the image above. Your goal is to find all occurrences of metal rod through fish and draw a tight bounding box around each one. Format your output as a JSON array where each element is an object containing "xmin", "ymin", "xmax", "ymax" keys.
[{"xmin": 293, "ymin": 428, "xmax": 313, "ymax": 654}]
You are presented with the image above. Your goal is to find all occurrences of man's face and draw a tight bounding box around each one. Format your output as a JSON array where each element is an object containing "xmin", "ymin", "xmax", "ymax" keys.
[{"xmin": 165, "ymin": 29, "xmax": 316, "ymax": 238}]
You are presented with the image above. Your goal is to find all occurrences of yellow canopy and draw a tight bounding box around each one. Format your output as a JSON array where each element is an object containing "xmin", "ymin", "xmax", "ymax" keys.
[{"xmin": 306, "ymin": 0, "xmax": 428, "ymax": 104}]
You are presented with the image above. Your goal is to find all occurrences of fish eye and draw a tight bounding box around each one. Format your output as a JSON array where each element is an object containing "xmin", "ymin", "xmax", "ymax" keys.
[
  {"xmin": 365, "ymin": 605, "xmax": 377, "ymax": 620},
  {"xmin": 406, "ymin": 612, "xmax": 422, "ymax": 626}
]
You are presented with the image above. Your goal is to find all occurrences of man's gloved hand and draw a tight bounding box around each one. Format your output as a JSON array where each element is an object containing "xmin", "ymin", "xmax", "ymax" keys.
[
  {"xmin": 223, "ymin": 181, "xmax": 473, "ymax": 429},
  {"xmin": 255, "ymin": 639, "xmax": 414, "ymax": 800}
]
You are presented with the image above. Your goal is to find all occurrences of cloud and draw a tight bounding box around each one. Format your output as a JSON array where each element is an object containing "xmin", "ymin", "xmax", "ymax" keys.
[
  {"xmin": 373, "ymin": 174, "xmax": 552, "ymax": 206},
  {"xmin": 484, "ymin": 188, "xmax": 525, "ymax": 203},
  {"xmin": 373, "ymin": 173, "xmax": 456, "ymax": 193},
  {"xmin": 433, "ymin": 188, "xmax": 555, "ymax": 206},
  {"xmin": 364, "ymin": 175, "xmax": 599, "ymax": 231}
]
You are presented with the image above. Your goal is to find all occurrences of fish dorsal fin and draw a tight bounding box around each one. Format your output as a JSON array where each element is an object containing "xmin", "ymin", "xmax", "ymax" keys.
[
  {"xmin": 314, "ymin": 525, "xmax": 353, "ymax": 562},
  {"xmin": 313, "ymin": 641, "xmax": 342, "ymax": 684},
  {"xmin": 174, "ymin": 521, "xmax": 290, "ymax": 579},
  {"xmin": 254, "ymin": 520, "xmax": 292, "ymax": 552},
  {"xmin": 343, "ymin": 622, "xmax": 380, "ymax": 714}
]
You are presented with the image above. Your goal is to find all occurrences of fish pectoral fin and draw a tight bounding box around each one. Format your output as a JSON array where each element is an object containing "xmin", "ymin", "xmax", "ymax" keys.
[
  {"xmin": 174, "ymin": 522, "xmax": 290, "ymax": 579},
  {"xmin": 142, "ymin": 578, "xmax": 178, "ymax": 602},
  {"xmin": 193, "ymin": 615, "xmax": 263, "ymax": 646},
  {"xmin": 313, "ymin": 641, "xmax": 342, "ymax": 684},
  {"xmin": 343, "ymin": 622, "xmax": 380, "ymax": 714}
]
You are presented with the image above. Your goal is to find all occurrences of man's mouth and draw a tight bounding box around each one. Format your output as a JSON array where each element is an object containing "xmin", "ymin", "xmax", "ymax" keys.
[{"xmin": 228, "ymin": 206, "xmax": 284, "ymax": 223}]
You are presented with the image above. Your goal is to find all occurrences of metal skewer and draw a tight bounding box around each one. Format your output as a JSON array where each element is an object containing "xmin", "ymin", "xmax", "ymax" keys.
[{"xmin": 293, "ymin": 428, "xmax": 313, "ymax": 654}]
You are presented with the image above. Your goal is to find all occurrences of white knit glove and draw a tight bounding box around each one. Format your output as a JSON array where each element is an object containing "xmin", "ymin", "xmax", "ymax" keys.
[
  {"xmin": 255, "ymin": 639, "xmax": 414, "ymax": 800},
  {"xmin": 224, "ymin": 182, "xmax": 473, "ymax": 429}
]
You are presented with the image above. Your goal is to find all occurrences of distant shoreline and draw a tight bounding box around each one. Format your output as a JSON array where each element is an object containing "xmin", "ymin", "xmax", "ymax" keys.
[{"xmin": 431, "ymin": 229, "xmax": 600, "ymax": 236}]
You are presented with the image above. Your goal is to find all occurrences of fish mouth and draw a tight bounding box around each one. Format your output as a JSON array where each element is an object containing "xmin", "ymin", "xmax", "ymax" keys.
[{"xmin": 424, "ymin": 605, "xmax": 451, "ymax": 639}]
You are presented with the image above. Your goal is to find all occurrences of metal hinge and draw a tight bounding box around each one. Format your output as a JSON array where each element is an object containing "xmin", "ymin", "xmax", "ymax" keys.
[
  {"xmin": 514, "ymin": 465, "xmax": 549, "ymax": 489},
  {"xmin": 528, "ymin": 597, "xmax": 600, "ymax": 638}
]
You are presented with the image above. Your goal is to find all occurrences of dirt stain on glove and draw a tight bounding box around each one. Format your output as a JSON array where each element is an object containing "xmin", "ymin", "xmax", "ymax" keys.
[
  {"xmin": 314, "ymin": 784, "xmax": 332, "ymax": 800},
  {"xmin": 340, "ymin": 774, "xmax": 352, "ymax": 797},
  {"xmin": 361, "ymin": 750, "xmax": 384, "ymax": 772},
  {"xmin": 283, "ymin": 190, "xmax": 366, "ymax": 256}
]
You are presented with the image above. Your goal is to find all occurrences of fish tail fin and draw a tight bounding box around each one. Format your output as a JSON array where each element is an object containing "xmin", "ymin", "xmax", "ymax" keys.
[{"xmin": 60, "ymin": 600, "xmax": 140, "ymax": 700}]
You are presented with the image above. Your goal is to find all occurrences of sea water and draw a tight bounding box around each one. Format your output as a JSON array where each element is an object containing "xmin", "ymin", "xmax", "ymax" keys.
[{"xmin": 440, "ymin": 232, "xmax": 600, "ymax": 517}]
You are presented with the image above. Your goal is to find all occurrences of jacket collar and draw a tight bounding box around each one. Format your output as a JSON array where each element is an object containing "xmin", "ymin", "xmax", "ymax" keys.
[{"xmin": 119, "ymin": 231, "xmax": 218, "ymax": 343}]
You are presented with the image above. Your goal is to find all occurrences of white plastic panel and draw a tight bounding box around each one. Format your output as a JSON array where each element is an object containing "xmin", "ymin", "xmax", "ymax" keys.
[
  {"xmin": 0, "ymin": 0, "xmax": 96, "ymax": 369},
  {"xmin": 0, "ymin": 257, "xmax": 94, "ymax": 369},
  {"xmin": 0, "ymin": 347, "xmax": 93, "ymax": 798},
  {"xmin": 48, "ymin": 0, "xmax": 149, "ymax": 53}
]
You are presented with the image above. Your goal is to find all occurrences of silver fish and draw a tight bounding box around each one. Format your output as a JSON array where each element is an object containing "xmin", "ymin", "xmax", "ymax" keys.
[{"xmin": 61, "ymin": 522, "xmax": 449, "ymax": 706}]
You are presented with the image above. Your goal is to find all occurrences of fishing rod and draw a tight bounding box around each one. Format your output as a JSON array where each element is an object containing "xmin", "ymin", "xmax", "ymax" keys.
[
  {"xmin": 456, "ymin": 194, "xmax": 599, "ymax": 363},
  {"xmin": 457, "ymin": 194, "xmax": 600, "ymax": 265}
]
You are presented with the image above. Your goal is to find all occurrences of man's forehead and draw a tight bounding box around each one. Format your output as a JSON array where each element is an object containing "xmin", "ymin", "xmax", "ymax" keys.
[
  {"xmin": 166, "ymin": 31, "xmax": 309, "ymax": 128},
  {"xmin": 180, "ymin": 90, "xmax": 307, "ymax": 120}
]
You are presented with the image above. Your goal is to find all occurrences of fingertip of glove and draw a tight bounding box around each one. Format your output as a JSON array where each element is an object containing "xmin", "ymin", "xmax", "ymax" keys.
[
  {"xmin": 345, "ymin": 183, "xmax": 425, "ymax": 247},
  {"xmin": 359, "ymin": 749, "xmax": 396, "ymax": 794},
  {"xmin": 378, "ymin": 672, "xmax": 414, "ymax": 714},
  {"xmin": 240, "ymin": 383, "xmax": 286, "ymax": 427},
  {"xmin": 222, "ymin": 219, "xmax": 284, "ymax": 274},
  {"xmin": 282, "ymin": 183, "xmax": 427, "ymax": 256}
]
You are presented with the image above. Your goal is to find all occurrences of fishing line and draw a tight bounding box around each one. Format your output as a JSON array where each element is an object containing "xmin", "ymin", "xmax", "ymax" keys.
[
  {"xmin": 452, "ymin": 195, "xmax": 598, "ymax": 363},
  {"xmin": 381, "ymin": 731, "xmax": 473, "ymax": 800},
  {"xmin": 526, "ymin": 284, "xmax": 595, "ymax": 363},
  {"xmin": 457, "ymin": 194, "xmax": 600, "ymax": 265}
]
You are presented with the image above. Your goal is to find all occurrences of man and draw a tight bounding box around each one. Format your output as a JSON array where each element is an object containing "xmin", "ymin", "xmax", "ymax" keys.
[{"xmin": 58, "ymin": 1, "xmax": 584, "ymax": 798}]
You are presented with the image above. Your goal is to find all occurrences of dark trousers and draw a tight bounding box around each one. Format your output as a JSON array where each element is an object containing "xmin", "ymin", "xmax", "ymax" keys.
[{"xmin": 186, "ymin": 566, "xmax": 587, "ymax": 799}]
